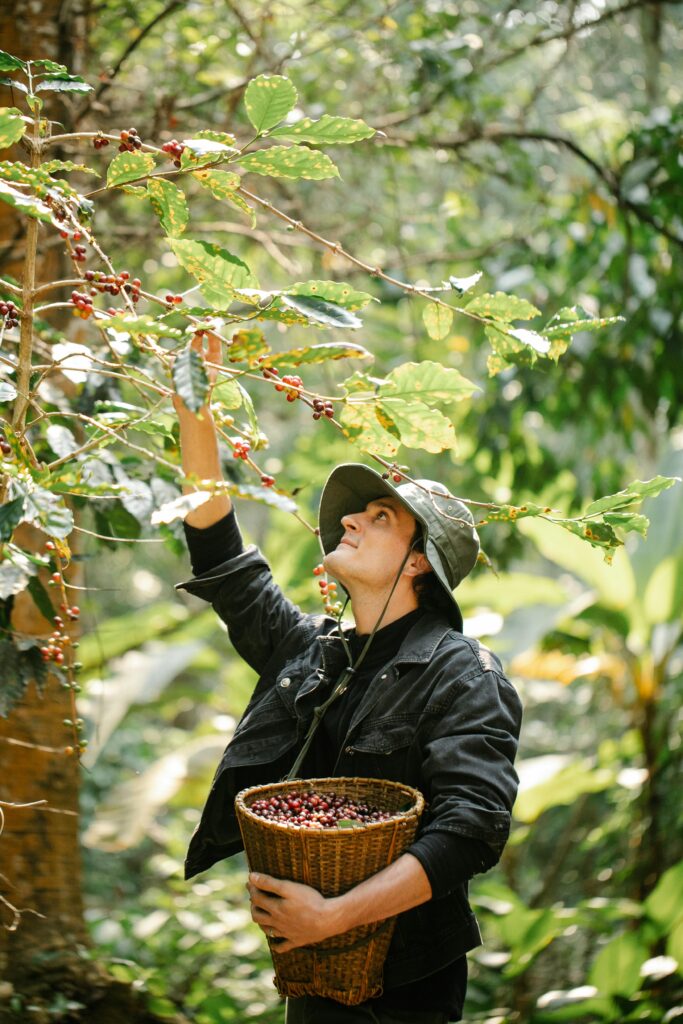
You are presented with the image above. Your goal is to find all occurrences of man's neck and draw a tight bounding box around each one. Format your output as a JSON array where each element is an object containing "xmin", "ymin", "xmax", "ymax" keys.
[{"xmin": 349, "ymin": 590, "xmax": 420, "ymax": 636}]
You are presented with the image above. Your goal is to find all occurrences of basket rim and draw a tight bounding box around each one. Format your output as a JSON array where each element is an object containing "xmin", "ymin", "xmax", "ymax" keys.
[{"xmin": 235, "ymin": 776, "xmax": 424, "ymax": 833}]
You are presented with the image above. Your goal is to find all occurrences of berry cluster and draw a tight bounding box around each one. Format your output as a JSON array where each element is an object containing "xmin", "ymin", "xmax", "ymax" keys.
[
  {"xmin": 161, "ymin": 139, "xmax": 186, "ymax": 168},
  {"xmin": 232, "ymin": 439, "xmax": 251, "ymax": 460},
  {"xmin": 0, "ymin": 431, "xmax": 12, "ymax": 456},
  {"xmin": 249, "ymin": 790, "xmax": 395, "ymax": 828},
  {"xmin": 313, "ymin": 564, "xmax": 340, "ymax": 615},
  {"xmin": 92, "ymin": 133, "xmax": 110, "ymax": 150},
  {"xmin": 71, "ymin": 290, "xmax": 93, "ymax": 319},
  {"xmin": 311, "ymin": 398, "xmax": 335, "ymax": 420},
  {"xmin": 275, "ymin": 374, "xmax": 303, "ymax": 402},
  {"xmin": 165, "ymin": 293, "xmax": 183, "ymax": 306},
  {"xmin": 119, "ymin": 127, "xmax": 142, "ymax": 153},
  {"xmin": 70, "ymin": 243, "xmax": 87, "ymax": 264},
  {"xmin": 0, "ymin": 300, "xmax": 19, "ymax": 329},
  {"xmin": 381, "ymin": 464, "xmax": 404, "ymax": 484},
  {"xmin": 260, "ymin": 474, "xmax": 275, "ymax": 487},
  {"xmin": 84, "ymin": 270, "xmax": 141, "ymax": 303}
]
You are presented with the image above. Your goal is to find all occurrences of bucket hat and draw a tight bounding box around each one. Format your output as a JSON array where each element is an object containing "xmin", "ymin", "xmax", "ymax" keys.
[{"xmin": 318, "ymin": 463, "xmax": 480, "ymax": 632}]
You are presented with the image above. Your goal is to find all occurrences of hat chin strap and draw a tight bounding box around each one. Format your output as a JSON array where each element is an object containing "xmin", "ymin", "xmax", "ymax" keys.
[{"xmin": 286, "ymin": 543, "xmax": 416, "ymax": 781}]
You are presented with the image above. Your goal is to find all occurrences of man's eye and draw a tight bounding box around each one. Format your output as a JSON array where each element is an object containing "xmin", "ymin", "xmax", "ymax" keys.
[{"xmin": 375, "ymin": 510, "xmax": 387, "ymax": 521}]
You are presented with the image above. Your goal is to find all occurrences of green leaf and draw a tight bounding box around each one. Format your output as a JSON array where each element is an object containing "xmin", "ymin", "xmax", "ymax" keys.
[
  {"xmin": 380, "ymin": 360, "xmax": 479, "ymax": 405},
  {"xmin": 105, "ymin": 314, "xmax": 183, "ymax": 340},
  {"xmin": 211, "ymin": 377, "xmax": 243, "ymax": 409},
  {"xmin": 560, "ymin": 518, "xmax": 622, "ymax": 558},
  {"xmin": 230, "ymin": 481, "xmax": 297, "ymax": 513},
  {"xmin": 0, "ymin": 496, "xmax": 25, "ymax": 542},
  {"xmin": 169, "ymin": 238, "xmax": 257, "ymax": 307},
  {"xmin": 151, "ymin": 491, "xmax": 212, "ymax": 525},
  {"xmin": 21, "ymin": 485, "xmax": 74, "ymax": 538},
  {"xmin": 340, "ymin": 401, "xmax": 401, "ymax": 458},
  {"xmin": 589, "ymin": 931, "xmax": 649, "ymax": 998},
  {"xmin": 465, "ymin": 291, "xmax": 540, "ymax": 322},
  {"xmin": 280, "ymin": 294, "xmax": 361, "ymax": 328},
  {"xmin": 0, "ymin": 107, "xmax": 27, "ymax": 149},
  {"xmin": 543, "ymin": 305, "xmax": 625, "ymax": 338},
  {"xmin": 644, "ymin": 859, "xmax": 683, "ymax": 932},
  {"xmin": 226, "ymin": 327, "xmax": 270, "ymax": 366},
  {"xmin": 269, "ymin": 114, "xmax": 375, "ymax": 145},
  {"xmin": 602, "ymin": 511, "xmax": 649, "ymax": 536},
  {"xmin": 0, "ymin": 380, "xmax": 17, "ymax": 402},
  {"xmin": 190, "ymin": 129, "xmax": 236, "ymax": 146},
  {"xmin": 0, "ymin": 637, "xmax": 26, "ymax": 716},
  {"xmin": 238, "ymin": 145, "xmax": 340, "ymax": 180},
  {"xmin": 27, "ymin": 575, "xmax": 56, "ymax": 623},
  {"xmin": 192, "ymin": 168, "xmax": 241, "ymax": 197},
  {"xmin": 41, "ymin": 159, "xmax": 99, "ymax": 176},
  {"xmin": 378, "ymin": 399, "xmax": 455, "ymax": 453},
  {"xmin": 244, "ymin": 75, "xmax": 298, "ymax": 133},
  {"xmin": 0, "ymin": 77, "xmax": 27, "ymax": 93},
  {"xmin": 507, "ymin": 327, "xmax": 550, "ymax": 354},
  {"xmin": 106, "ymin": 151, "xmax": 156, "ymax": 187},
  {"xmin": 514, "ymin": 758, "xmax": 616, "ymax": 823},
  {"xmin": 192, "ymin": 168, "xmax": 255, "ymax": 226},
  {"xmin": 484, "ymin": 324, "xmax": 541, "ymax": 375},
  {"xmin": 35, "ymin": 75, "xmax": 92, "ymax": 94},
  {"xmin": 172, "ymin": 347, "xmax": 209, "ymax": 413},
  {"xmin": 0, "ymin": 52, "xmax": 27, "ymax": 73},
  {"xmin": 423, "ymin": 302, "xmax": 453, "ymax": 340},
  {"xmin": 0, "ymin": 179, "xmax": 52, "ymax": 221},
  {"xmin": 286, "ymin": 280, "xmax": 374, "ymax": 311},
  {"xmin": 585, "ymin": 476, "xmax": 680, "ymax": 516},
  {"xmin": 31, "ymin": 59, "xmax": 67, "ymax": 73},
  {"xmin": 237, "ymin": 383, "xmax": 259, "ymax": 438},
  {"xmin": 147, "ymin": 178, "xmax": 188, "ymax": 237},
  {"xmin": 266, "ymin": 340, "xmax": 372, "ymax": 370}
]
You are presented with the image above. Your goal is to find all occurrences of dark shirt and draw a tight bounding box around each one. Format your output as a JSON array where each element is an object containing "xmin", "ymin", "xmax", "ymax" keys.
[{"xmin": 183, "ymin": 511, "xmax": 496, "ymax": 1019}]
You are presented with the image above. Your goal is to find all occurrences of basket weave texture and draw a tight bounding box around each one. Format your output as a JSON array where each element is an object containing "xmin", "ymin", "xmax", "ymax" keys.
[{"xmin": 235, "ymin": 776, "xmax": 424, "ymax": 1006}]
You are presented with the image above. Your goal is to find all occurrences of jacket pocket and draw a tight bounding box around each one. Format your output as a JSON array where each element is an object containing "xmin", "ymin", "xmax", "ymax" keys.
[{"xmin": 350, "ymin": 715, "xmax": 419, "ymax": 755}]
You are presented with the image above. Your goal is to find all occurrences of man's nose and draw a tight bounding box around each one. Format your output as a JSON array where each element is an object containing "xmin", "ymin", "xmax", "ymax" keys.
[{"xmin": 341, "ymin": 511, "xmax": 360, "ymax": 531}]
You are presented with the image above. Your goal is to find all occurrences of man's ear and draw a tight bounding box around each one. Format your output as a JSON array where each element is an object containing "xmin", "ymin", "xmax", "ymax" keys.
[{"xmin": 404, "ymin": 551, "xmax": 432, "ymax": 578}]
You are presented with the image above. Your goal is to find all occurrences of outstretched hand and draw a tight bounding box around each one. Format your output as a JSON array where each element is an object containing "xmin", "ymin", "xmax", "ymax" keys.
[{"xmin": 246, "ymin": 872, "xmax": 346, "ymax": 953}]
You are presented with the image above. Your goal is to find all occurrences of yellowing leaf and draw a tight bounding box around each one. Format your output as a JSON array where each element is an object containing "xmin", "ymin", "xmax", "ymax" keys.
[
  {"xmin": 147, "ymin": 178, "xmax": 188, "ymax": 237},
  {"xmin": 107, "ymin": 150, "xmax": 156, "ymax": 187},
  {"xmin": 238, "ymin": 145, "xmax": 340, "ymax": 180},
  {"xmin": 423, "ymin": 302, "xmax": 454, "ymax": 340}
]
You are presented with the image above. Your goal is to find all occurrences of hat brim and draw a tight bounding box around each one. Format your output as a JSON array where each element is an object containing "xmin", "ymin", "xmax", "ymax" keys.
[{"xmin": 318, "ymin": 463, "xmax": 465, "ymax": 632}]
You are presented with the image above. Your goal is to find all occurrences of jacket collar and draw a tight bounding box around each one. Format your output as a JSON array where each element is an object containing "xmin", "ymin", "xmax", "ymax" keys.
[{"xmin": 317, "ymin": 610, "xmax": 454, "ymax": 675}]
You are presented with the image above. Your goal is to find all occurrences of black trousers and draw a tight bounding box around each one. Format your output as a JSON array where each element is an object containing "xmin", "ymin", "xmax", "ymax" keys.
[{"xmin": 285, "ymin": 999, "xmax": 449, "ymax": 1023}]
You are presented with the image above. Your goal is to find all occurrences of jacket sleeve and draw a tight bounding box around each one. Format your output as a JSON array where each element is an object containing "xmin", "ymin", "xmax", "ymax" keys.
[
  {"xmin": 175, "ymin": 544, "xmax": 306, "ymax": 676},
  {"xmin": 419, "ymin": 661, "xmax": 523, "ymax": 858}
]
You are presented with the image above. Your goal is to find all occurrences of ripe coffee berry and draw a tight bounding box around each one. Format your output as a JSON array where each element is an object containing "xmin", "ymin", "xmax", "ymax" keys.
[
  {"xmin": 0, "ymin": 300, "xmax": 19, "ymax": 329},
  {"xmin": 260, "ymin": 474, "xmax": 275, "ymax": 487},
  {"xmin": 161, "ymin": 139, "xmax": 185, "ymax": 167},
  {"xmin": 119, "ymin": 127, "xmax": 142, "ymax": 153},
  {"xmin": 231, "ymin": 439, "xmax": 250, "ymax": 460},
  {"xmin": 71, "ymin": 290, "xmax": 93, "ymax": 319},
  {"xmin": 248, "ymin": 789, "xmax": 395, "ymax": 829}
]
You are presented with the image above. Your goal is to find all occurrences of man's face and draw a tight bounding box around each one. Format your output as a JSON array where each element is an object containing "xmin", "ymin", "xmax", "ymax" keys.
[{"xmin": 323, "ymin": 496, "xmax": 423, "ymax": 593}]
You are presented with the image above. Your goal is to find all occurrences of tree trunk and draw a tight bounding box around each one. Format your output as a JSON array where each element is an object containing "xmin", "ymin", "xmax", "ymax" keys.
[{"xmin": 0, "ymin": 6, "xmax": 185, "ymax": 1021}]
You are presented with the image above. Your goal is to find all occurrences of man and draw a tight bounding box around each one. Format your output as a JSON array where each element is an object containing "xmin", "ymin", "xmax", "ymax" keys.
[{"xmin": 174, "ymin": 335, "xmax": 522, "ymax": 1023}]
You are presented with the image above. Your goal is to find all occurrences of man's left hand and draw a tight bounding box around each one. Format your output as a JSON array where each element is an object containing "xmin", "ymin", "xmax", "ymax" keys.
[{"xmin": 246, "ymin": 872, "xmax": 343, "ymax": 952}]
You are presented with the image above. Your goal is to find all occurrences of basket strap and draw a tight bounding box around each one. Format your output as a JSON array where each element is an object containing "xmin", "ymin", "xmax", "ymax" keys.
[{"xmin": 310, "ymin": 917, "xmax": 394, "ymax": 959}]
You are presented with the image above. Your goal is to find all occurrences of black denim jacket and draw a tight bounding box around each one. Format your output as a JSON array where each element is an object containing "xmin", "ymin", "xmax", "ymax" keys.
[{"xmin": 175, "ymin": 545, "xmax": 523, "ymax": 988}]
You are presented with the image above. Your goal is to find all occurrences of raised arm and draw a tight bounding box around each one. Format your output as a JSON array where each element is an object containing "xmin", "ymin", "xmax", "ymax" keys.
[{"xmin": 173, "ymin": 332, "xmax": 231, "ymax": 529}]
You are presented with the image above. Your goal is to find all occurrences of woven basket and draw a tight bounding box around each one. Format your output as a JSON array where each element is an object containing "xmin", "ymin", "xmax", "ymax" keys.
[{"xmin": 235, "ymin": 776, "xmax": 424, "ymax": 1006}]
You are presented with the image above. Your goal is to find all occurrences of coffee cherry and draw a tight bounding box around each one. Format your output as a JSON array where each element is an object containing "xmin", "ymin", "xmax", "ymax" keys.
[
  {"xmin": 0, "ymin": 300, "xmax": 19, "ymax": 330},
  {"xmin": 312, "ymin": 564, "xmax": 324, "ymax": 576},
  {"xmin": 260, "ymin": 475, "xmax": 275, "ymax": 487},
  {"xmin": 248, "ymin": 789, "xmax": 396, "ymax": 828},
  {"xmin": 231, "ymin": 439, "xmax": 250, "ymax": 460},
  {"xmin": 93, "ymin": 133, "xmax": 110, "ymax": 150}
]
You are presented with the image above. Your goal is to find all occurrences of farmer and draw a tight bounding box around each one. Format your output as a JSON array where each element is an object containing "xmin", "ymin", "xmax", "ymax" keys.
[{"xmin": 174, "ymin": 334, "xmax": 522, "ymax": 1024}]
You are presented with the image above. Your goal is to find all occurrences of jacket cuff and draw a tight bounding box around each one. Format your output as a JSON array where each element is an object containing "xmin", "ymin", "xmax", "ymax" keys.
[{"xmin": 175, "ymin": 544, "xmax": 269, "ymax": 601}]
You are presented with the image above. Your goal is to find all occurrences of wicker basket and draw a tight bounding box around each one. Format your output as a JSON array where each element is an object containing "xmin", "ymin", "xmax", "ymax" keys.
[{"xmin": 235, "ymin": 776, "xmax": 424, "ymax": 1006}]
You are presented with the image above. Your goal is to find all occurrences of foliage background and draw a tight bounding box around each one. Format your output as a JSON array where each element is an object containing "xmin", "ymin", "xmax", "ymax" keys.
[{"xmin": 2, "ymin": 1, "xmax": 683, "ymax": 1022}]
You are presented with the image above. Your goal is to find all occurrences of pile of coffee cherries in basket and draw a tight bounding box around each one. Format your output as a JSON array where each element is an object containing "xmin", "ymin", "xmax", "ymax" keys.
[{"xmin": 248, "ymin": 789, "xmax": 396, "ymax": 829}]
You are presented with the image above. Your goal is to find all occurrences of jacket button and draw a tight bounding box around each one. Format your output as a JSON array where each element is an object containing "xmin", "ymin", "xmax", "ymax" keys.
[
  {"xmin": 280, "ymin": 677, "xmax": 291, "ymax": 688},
  {"xmin": 380, "ymin": 673, "xmax": 387, "ymax": 681},
  {"xmin": 344, "ymin": 746, "xmax": 354, "ymax": 754}
]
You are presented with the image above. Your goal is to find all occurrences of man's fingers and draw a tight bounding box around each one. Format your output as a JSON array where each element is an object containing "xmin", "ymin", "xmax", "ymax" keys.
[{"xmin": 249, "ymin": 872, "xmax": 288, "ymax": 896}]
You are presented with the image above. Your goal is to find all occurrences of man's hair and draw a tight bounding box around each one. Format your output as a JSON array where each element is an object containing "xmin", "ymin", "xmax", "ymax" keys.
[{"xmin": 410, "ymin": 523, "xmax": 459, "ymax": 623}]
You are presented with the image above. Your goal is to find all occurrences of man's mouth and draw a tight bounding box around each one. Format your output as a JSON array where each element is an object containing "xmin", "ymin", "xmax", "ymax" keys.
[{"xmin": 339, "ymin": 537, "xmax": 356, "ymax": 548}]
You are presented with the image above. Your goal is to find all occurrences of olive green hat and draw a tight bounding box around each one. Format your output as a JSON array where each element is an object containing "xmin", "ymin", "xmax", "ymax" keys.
[{"xmin": 318, "ymin": 463, "xmax": 480, "ymax": 632}]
